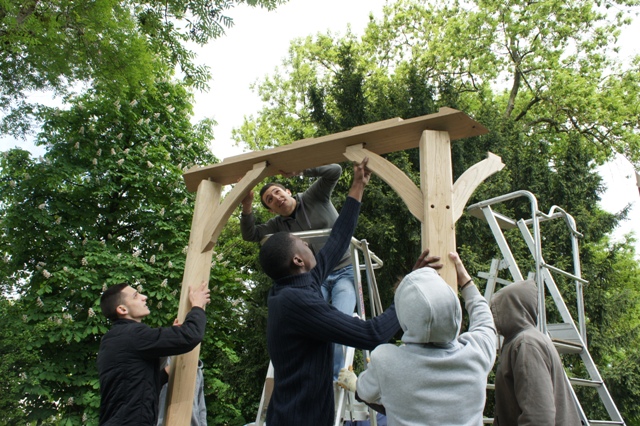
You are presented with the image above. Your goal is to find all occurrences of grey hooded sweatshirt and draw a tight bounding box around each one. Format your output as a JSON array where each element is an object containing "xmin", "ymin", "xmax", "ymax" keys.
[
  {"xmin": 490, "ymin": 279, "xmax": 582, "ymax": 425},
  {"xmin": 355, "ymin": 267, "xmax": 496, "ymax": 426}
]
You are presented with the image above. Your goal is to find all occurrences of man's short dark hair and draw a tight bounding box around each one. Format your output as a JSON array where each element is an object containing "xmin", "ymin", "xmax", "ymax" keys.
[
  {"xmin": 100, "ymin": 283, "xmax": 129, "ymax": 321},
  {"xmin": 259, "ymin": 183, "xmax": 286, "ymax": 210},
  {"xmin": 259, "ymin": 232, "xmax": 296, "ymax": 280}
]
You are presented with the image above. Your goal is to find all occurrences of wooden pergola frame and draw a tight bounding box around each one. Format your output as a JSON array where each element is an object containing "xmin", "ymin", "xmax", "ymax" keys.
[{"xmin": 163, "ymin": 107, "xmax": 504, "ymax": 424}]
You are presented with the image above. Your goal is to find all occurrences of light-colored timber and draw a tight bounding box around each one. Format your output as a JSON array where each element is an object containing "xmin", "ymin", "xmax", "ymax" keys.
[{"xmin": 167, "ymin": 107, "xmax": 502, "ymax": 425}]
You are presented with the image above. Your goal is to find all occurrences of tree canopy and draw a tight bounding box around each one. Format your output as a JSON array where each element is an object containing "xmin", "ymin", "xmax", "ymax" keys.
[{"xmin": 0, "ymin": 0, "xmax": 284, "ymax": 136}]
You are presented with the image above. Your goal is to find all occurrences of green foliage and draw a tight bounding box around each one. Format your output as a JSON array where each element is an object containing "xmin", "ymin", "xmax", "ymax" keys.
[
  {"xmin": 0, "ymin": 81, "xmax": 254, "ymax": 424},
  {"xmin": 0, "ymin": 0, "xmax": 286, "ymax": 136}
]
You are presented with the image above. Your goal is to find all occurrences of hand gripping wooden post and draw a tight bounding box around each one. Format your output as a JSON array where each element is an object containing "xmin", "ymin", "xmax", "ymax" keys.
[{"xmin": 167, "ymin": 107, "xmax": 502, "ymax": 424}]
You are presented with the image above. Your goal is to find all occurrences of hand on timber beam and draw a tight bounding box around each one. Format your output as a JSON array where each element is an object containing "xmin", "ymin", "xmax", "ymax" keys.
[
  {"xmin": 348, "ymin": 157, "xmax": 371, "ymax": 202},
  {"xmin": 278, "ymin": 169, "xmax": 301, "ymax": 178},
  {"xmin": 412, "ymin": 249, "xmax": 443, "ymax": 272},
  {"xmin": 449, "ymin": 252, "xmax": 474, "ymax": 292},
  {"xmin": 241, "ymin": 190, "xmax": 254, "ymax": 214},
  {"xmin": 189, "ymin": 281, "xmax": 211, "ymax": 310}
]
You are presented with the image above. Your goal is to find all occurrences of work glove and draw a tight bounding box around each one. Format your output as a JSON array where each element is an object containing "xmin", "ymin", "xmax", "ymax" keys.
[{"xmin": 337, "ymin": 367, "xmax": 357, "ymax": 392}]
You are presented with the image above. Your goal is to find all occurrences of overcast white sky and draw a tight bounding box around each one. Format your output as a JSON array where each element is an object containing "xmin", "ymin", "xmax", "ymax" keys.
[{"xmin": 1, "ymin": 0, "xmax": 638, "ymax": 255}]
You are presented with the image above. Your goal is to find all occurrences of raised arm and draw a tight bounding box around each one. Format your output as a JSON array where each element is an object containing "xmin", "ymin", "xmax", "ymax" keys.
[
  {"xmin": 450, "ymin": 252, "xmax": 496, "ymax": 360},
  {"xmin": 312, "ymin": 159, "xmax": 371, "ymax": 281}
]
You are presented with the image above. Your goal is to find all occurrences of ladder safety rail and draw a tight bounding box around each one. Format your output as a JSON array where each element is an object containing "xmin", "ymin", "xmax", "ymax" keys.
[
  {"xmin": 468, "ymin": 190, "xmax": 546, "ymax": 333},
  {"xmin": 469, "ymin": 190, "xmax": 625, "ymax": 425}
]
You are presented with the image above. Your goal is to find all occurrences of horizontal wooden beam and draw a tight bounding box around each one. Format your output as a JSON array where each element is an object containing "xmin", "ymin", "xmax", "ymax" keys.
[{"xmin": 183, "ymin": 107, "xmax": 488, "ymax": 192}]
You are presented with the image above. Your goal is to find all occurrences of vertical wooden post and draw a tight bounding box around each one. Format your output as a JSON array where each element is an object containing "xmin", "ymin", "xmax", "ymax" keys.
[
  {"xmin": 420, "ymin": 130, "xmax": 457, "ymax": 290},
  {"xmin": 164, "ymin": 179, "xmax": 220, "ymax": 425}
]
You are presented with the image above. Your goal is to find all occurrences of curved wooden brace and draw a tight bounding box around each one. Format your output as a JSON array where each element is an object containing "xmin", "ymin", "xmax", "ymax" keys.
[
  {"xmin": 200, "ymin": 161, "xmax": 270, "ymax": 252},
  {"xmin": 452, "ymin": 152, "xmax": 504, "ymax": 222},
  {"xmin": 344, "ymin": 144, "xmax": 424, "ymax": 222}
]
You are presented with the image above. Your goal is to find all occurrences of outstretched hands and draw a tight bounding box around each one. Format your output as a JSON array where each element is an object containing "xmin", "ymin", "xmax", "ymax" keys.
[
  {"xmin": 189, "ymin": 281, "xmax": 211, "ymax": 310},
  {"xmin": 412, "ymin": 249, "xmax": 443, "ymax": 272},
  {"xmin": 241, "ymin": 190, "xmax": 254, "ymax": 214},
  {"xmin": 449, "ymin": 252, "xmax": 475, "ymax": 291},
  {"xmin": 348, "ymin": 158, "xmax": 371, "ymax": 202}
]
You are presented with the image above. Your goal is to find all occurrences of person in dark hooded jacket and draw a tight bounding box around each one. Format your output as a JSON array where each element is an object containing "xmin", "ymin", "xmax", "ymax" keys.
[
  {"xmin": 490, "ymin": 279, "xmax": 582, "ymax": 425},
  {"xmin": 97, "ymin": 281, "xmax": 210, "ymax": 426}
]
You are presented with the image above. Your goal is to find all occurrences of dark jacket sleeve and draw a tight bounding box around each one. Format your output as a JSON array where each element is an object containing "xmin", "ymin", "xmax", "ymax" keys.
[
  {"xmin": 312, "ymin": 195, "xmax": 360, "ymax": 285},
  {"xmin": 240, "ymin": 210, "xmax": 279, "ymax": 242},
  {"xmin": 131, "ymin": 307, "xmax": 207, "ymax": 358},
  {"xmin": 301, "ymin": 164, "xmax": 342, "ymax": 204},
  {"xmin": 283, "ymin": 288, "xmax": 400, "ymax": 350}
]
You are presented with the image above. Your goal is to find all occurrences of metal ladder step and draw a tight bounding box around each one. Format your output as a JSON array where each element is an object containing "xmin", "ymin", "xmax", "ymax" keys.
[{"xmin": 569, "ymin": 377, "xmax": 604, "ymax": 388}]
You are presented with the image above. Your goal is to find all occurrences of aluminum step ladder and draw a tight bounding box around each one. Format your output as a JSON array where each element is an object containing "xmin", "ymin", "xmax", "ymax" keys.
[
  {"xmin": 468, "ymin": 190, "xmax": 625, "ymax": 426},
  {"xmin": 252, "ymin": 230, "xmax": 385, "ymax": 426}
]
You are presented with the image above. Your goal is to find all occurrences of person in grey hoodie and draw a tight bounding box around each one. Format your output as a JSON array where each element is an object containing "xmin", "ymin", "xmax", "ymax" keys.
[
  {"xmin": 490, "ymin": 279, "xmax": 582, "ymax": 425},
  {"xmin": 338, "ymin": 252, "xmax": 497, "ymax": 426}
]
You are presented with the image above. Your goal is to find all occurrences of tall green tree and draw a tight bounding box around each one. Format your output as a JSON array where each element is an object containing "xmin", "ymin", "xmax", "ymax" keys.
[
  {"xmin": 230, "ymin": 1, "xmax": 640, "ymax": 422},
  {"xmin": 0, "ymin": 0, "xmax": 284, "ymax": 136},
  {"xmin": 0, "ymin": 81, "xmax": 253, "ymax": 424}
]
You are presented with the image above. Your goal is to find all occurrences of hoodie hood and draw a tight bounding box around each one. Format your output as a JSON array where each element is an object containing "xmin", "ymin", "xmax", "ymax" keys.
[
  {"xmin": 395, "ymin": 267, "xmax": 461, "ymax": 345},
  {"xmin": 489, "ymin": 279, "xmax": 538, "ymax": 341}
]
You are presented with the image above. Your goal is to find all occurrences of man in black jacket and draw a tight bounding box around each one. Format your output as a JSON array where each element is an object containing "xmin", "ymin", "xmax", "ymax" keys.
[
  {"xmin": 259, "ymin": 158, "xmax": 442, "ymax": 426},
  {"xmin": 97, "ymin": 281, "xmax": 210, "ymax": 426}
]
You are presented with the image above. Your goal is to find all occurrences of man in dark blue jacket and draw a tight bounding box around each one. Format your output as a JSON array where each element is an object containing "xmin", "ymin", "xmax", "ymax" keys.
[
  {"xmin": 259, "ymin": 158, "xmax": 442, "ymax": 425},
  {"xmin": 97, "ymin": 281, "xmax": 210, "ymax": 425}
]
